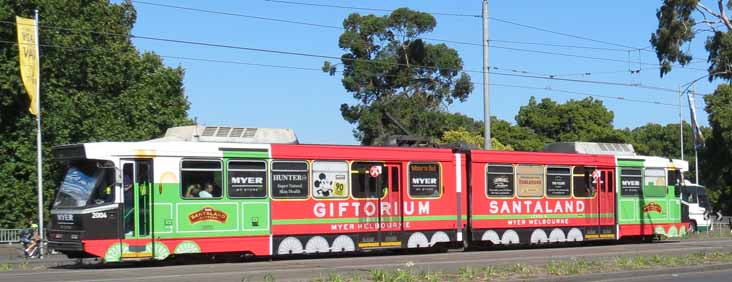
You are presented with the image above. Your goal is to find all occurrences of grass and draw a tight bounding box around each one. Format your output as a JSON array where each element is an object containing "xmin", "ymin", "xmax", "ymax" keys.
[
  {"xmin": 682, "ymin": 228, "xmax": 732, "ymax": 240},
  {"xmin": 242, "ymin": 251, "xmax": 732, "ymax": 281}
]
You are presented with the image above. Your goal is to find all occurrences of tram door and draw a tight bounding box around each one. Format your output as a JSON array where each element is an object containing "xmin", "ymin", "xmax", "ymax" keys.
[
  {"xmin": 380, "ymin": 164, "xmax": 403, "ymax": 247},
  {"xmin": 353, "ymin": 162, "xmax": 402, "ymax": 248},
  {"xmin": 595, "ymin": 169, "xmax": 616, "ymax": 238},
  {"xmin": 119, "ymin": 159, "xmax": 154, "ymax": 259}
]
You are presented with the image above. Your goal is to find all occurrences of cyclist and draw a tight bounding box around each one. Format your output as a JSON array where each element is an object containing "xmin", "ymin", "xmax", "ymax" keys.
[{"xmin": 19, "ymin": 223, "xmax": 40, "ymax": 258}]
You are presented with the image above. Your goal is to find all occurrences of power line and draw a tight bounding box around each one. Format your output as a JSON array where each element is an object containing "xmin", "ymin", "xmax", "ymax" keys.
[
  {"xmin": 263, "ymin": 0, "xmax": 481, "ymax": 18},
  {"xmin": 0, "ymin": 20, "xmax": 685, "ymax": 95},
  {"xmin": 134, "ymin": 1, "xmax": 343, "ymax": 30},
  {"xmin": 133, "ymin": 1, "xmax": 651, "ymax": 56},
  {"xmin": 487, "ymin": 17, "xmax": 645, "ymax": 50},
  {"xmin": 488, "ymin": 39, "xmax": 630, "ymax": 52},
  {"xmin": 490, "ymin": 44, "xmax": 708, "ymax": 71},
  {"xmin": 128, "ymin": 2, "xmax": 704, "ymax": 75},
  {"xmin": 491, "ymin": 83, "xmax": 678, "ymax": 107},
  {"xmin": 0, "ymin": 39, "xmax": 680, "ymax": 107},
  {"xmin": 263, "ymin": 0, "xmax": 644, "ymax": 50}
]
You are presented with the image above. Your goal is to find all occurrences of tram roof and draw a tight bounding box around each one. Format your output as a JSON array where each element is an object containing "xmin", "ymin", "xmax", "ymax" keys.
[
  {"xmin": 543, "ymin": 142, "xmax": 636, "ymax": 156},
  {"xmin": 470, "ymin": 150, "xmax": 616, "ymax": 167}
]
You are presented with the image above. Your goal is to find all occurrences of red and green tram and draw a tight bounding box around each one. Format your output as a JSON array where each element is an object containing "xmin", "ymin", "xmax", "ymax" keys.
[{"xmin": 46, "ymin": 126, "xmax": 688, "ymax": 262}]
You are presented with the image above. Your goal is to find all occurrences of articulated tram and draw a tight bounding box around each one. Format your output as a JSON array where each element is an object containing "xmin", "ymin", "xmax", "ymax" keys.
[{"xmin": 47, "ymin": 126, "xmax": 688, "ymax": 262}]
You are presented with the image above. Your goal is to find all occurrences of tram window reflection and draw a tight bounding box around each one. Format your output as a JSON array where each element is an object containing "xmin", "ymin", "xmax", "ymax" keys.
[
  {"xmin": 181, "ymin": 160, "xmax": 223, "ymax": 199},
  {"xmin": 573, "ymin": 166, "xmax": 595, "ymax": 198}
]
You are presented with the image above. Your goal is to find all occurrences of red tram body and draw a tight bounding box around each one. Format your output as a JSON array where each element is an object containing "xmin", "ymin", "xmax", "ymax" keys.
[{"xmin": 48, "ymin": 135, "xmax": 686, "ymax": 262}]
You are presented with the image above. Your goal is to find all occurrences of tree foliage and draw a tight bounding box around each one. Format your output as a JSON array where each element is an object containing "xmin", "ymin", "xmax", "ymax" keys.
[
  {"xmin": 626, "ymin": 122, "xmax": 706, "ymax": 183},
  {"xmin": 340, "ymin": 95, "xmax": 481, "ymax": 145},
  {"xmin": 437, "ymin": 127, "xmax": 512, "ymax": 150},
  {"xmin": 516, "ymin": 97, "xmax": 627, "ymax": 143},
  {"xmin": 701, "ymin": 84, "xmax": 732, "ymax": 214},
  {"xmin": 0, "ymin": 1, "xmax": 190, "ymax": 227},
  {"xmin": 652, "ymin": 1, "xmax": 732, "ymax": 213},
  {"xmin": 325, "ymin": 8, "xmax": 472, "ymax": 144},
  {"xmin": 651, "ymin": 0, "xmax": 732, "ymax": 79},
  {"xmin": 490, "ymin": 117, "xmax": 546, "ymax": 152}
]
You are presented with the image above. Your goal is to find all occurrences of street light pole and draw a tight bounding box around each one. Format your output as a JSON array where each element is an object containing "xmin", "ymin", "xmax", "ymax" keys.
[
  {"xmin": 678, "ymin": 71, "xmax": 728, "ymax": 183},
  {"xmin": 679, "ymin": 87, "xmax": 684, "ymax": 161},
  {"xmin": 482, "ymin": 0, "xmax": 491, "ymax": 149}
]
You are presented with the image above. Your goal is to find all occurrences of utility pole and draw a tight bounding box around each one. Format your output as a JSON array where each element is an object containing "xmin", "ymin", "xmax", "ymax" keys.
[
  {"xmin": 679, "ymin": 87, "xmax": 684, "ymax": 161},
  {"xmin": 692, "ymin": 84, "xmax": 700, "ymax": 184},
  {"xmin": 482, "ymin": 0, "xmax": 491, "ymax": 149},
  {"xmin": 33, "ymin": 9, "xmax": 44, "ymax": 259}
]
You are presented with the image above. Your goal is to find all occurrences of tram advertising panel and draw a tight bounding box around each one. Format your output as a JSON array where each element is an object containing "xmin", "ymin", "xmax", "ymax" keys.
[
  {"xmin": 271, "ymin": 161, "xmax": 309, "ymax": 198},
  {"xmin": 486, "ymin": 165, "xmax": 514, "ymax": 197},
  {"xmin": 546, "ymin": 167, "xmax": 571, "ymax": 197},
  {"xmin": 409, "ymin": 163, "xmax": 440, "ymax": 197},
  {"xmin": 620, "ymin": 168, "xmax": 642, "ymax": 196},
  {"xmin": 228, "ymin": 161, "xmax": 267, "ymax": 198}
]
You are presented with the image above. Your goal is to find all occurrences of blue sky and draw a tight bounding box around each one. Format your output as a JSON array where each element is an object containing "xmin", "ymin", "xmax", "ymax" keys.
[{"xmin": 122, "ymin": 0, "xmax": 719, "ymax": 145}]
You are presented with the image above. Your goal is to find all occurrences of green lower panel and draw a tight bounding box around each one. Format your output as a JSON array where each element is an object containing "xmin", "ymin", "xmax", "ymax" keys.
[
  {"xmin": 148, "ymin": 183, "xmax": 271, "ymax": 238},
  {"xmin": 177, "ymin": 202, "xmax": 240, "ymax": 233},
  {"xmin": 618, "ymin": 197, "xmax": 680, "ymax": 224}
]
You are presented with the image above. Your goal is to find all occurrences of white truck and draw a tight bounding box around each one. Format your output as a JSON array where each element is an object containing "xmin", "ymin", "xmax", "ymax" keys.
[{"xmin": 680, "ymin": 181, "xmax": 713, "ymax": 232}]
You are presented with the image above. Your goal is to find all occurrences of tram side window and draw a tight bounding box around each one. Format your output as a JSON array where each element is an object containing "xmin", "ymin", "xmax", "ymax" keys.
[
  {"xmin": 271, "ymin": 160, "xmax": 309, "ymax": 199},
  {"xmin": 546, "ymin": 167, "xmax": 571, "ymax": 197},
  {"xmin": 89, "ymin": 162, "xmax": 116, "ymax": 205},
  {"xmin": 351, "ymin": 162, "xmax": 385, "ymax": 198},
  {"xmin": 573, "ymin": 166, "xmax": 594, "ymax": 198},
  {"xmin": 486, "ymin": 164, "xmax": 514, "ymax": 198},
  {"xmin": 181, "ymin": 160, "xmax": 223, "ymax": 199},
  {"xmin": 668, "ymin": 169, "xmax": 681, "ymax": 197},
  {"xmin": 668, "ymin": 169, "xmax": 680, "ymax": 186},
  {"xmin": 312, "ymin": 161, "xmax": 349, "ymax": 199},
  {"xmin": 516, "ymin": 165, "xmax": 544, "ymax": 198},
  {"xmin": 643, "ymin": 168, "xmax": 667, "ymax": 197},
  {"xmin": 644, "ymin": 168, "xmax": 666, "ymax": 186},
  {"xmin": 409, "ymin": 163, "xmax": 441, "ymax": 198},
  {"xmin": 620, "ymin": 168, "xmax": 643, "ymax": 196},
  {"xmin": 228, "ymin": 161, "xmax": 267, "ymax": 198},
  {"xmin": 684, "ymin": 188, "xmax": 698, "ymax": 204}
]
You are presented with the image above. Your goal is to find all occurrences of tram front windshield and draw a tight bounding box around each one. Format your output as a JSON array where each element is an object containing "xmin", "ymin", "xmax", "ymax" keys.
[
  {"xmin": 53, "ymin": 160, "xmax": 115, "ymax": 208},
  {"xmin": 697, "ymin": 187, "xmax": 711, "ymax": 209}
]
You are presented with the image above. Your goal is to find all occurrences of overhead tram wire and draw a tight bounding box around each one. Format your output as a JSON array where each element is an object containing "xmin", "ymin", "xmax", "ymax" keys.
[
  {"xmin": 490, "ymin": 83, "xmax": 678, "ymax": 107},
  {"xmin": 262, "ymin": 0, "xmax": 644, "ymax": 51},
  {"xmin": 0, "ymin": 39, "xmax": 679, "ymax": 108},
  {"xmin": 131, "ymin": 1, "xmax": 660, "ymax": 55},
  {"xmin": 0, "ymin": 20, "xmax": 683, "ymax": 95},
  {"xmin": 133, "ymin": 1, "xmax": 342, "ymax": 30},
  {"xmin": 486, "ymin": 17, "xmax": 645, "ymax": 51},
  {"xmin": 128, "ymin": 2, "xmax": 703, "ymax": 75},
  {"xmin": 487, "ymin": 40, "xmax": 630, "ymax": 52},
  {"xmin": 262, "ymin": 0, "xmax": 480, "ymax": 18}
]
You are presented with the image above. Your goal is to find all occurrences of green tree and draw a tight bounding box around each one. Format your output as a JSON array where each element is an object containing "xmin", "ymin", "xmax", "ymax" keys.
[
  {"xmin": 324, "ymin": 8, "xmax": 472, "ymax": 145},
  {"xmin": 437, "ymin": 127, "xmax": 512, "ymax": 150},
  {"xmin": 515, "ymin": 96, "xmax": 627, "ymax": 143},
  {"xmin": 650, "ymin": 0, "xmax": 732, "ymax": 79},
  {"xmin": 626, "ymin": 122, "xmax": 706, "ymax": 183},
  {"xmin": 651, "ymin": 1, "xmax": 732, "ymax": 212},
  {"xmin": 701, "ymin": 85, "xmax": 732, "ymax": 214},
  {"xmin": 490, "ymin": 117, "xmax": 546, "ymax": 151},
  {"xmin": 0, "ymin": 1, "xmax": 190, "ymax": 227}
]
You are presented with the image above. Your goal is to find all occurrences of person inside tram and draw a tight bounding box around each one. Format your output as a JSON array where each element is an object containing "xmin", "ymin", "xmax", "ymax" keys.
[
  {"xmin": 184, "ymin": 184, "xmax": 201, "ymax": 198},
  {"xmin": 198, "ymin": 183, "xmax": 214, "ymax": 198}
]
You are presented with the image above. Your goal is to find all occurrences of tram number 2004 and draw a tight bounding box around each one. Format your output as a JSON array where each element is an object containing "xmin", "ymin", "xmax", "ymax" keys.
[{"xmin": 91, "ymin": 212, "xmax": 108, "ymax": 219}]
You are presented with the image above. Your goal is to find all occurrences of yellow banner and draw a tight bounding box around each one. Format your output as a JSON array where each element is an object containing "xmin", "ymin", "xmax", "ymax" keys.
[{"xmin": 16, "ymin": 16, "xmax": 39, "ymax": 116}]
